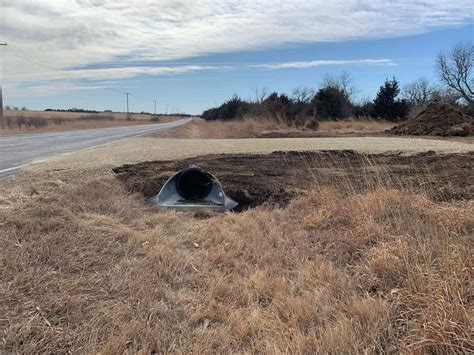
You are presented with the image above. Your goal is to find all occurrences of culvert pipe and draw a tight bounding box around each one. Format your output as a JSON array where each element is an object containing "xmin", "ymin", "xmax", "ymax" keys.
[
  {"xmin": 175, "ymin": 167, "xmax": 213, "ymax": 200},
  {"xmin": 148, "ymin": 165, "xmax": 238, "ymax": 211}
]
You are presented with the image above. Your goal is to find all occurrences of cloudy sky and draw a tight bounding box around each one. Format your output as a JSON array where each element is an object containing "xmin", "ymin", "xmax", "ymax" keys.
[{"xmin": 1, "ymin": 0, "xmax": 473, "ymax": 113}]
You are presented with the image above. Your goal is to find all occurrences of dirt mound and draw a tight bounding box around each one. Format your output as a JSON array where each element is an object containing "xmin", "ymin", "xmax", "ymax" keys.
[
  {"xmin": 390, "ymin": 101, "xmax": 473, "ymax": 136},
  {"xmin": 113, "ymin": 151, "xmax": 473, "ymax": 211}
]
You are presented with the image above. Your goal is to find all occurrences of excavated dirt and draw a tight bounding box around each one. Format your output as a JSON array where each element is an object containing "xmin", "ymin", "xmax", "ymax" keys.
[
  {"xmin": 390, "ymin": 102, "xmax": 473, "ymax": 137},
  {"xmin": 113, "ymin": 151, "xmax": 473, "ymax": 211}
]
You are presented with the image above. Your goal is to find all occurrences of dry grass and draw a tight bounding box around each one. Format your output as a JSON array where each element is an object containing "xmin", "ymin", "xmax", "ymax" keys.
[
  {"xmin": 151, "ymin": 116, "xmax": 283, "ymax": 139},
  {"xmin": 1, "ymin": 156, "xmax": 472, "ymax": 353},
  {"xmin": 152, "ymin": 116, "xmax": 395, "ymax": 139},
  {"xmin": 1, "ymin": 111, "xmax": 182, "ymax": 133},
  {"xmin": 318, "ymin": 118, "xmax": 395, "ymax": 133}
]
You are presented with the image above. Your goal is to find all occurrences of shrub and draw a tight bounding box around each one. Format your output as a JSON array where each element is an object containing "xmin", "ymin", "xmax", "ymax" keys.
[
  {"xmin": 5, "ymin": 117, "xmax": 13, "ymax": 128},
  {"xmin": 28, "ymin": 116, "xmax": 48, "ymax": 129},
  {"xmin": 202, "ymin": 94, "xmax": 249, "ymax": 120},
  {"xmin": 78, "ymin": 114, "xmax": 115, "ymax": 121},
  {"xmin": 373, "ymin": 78, "xmax": 410, "ymax": 121},
  {"xmin": 52, "ymin": 117, "xmax": 64, "ymax": 125},
  {"xmin": 312, "ymin": 85, "xmax": 351, "ymax": 120},
  {"xmin": 353, "ymin": 100, "xmax": 375, "ymax": 118},
  {"xmin": 16, "ymin": 116, "xmax": 26, "ymax": 129},
  {"xmin": 262, "ymin": 92, "xmax": 292, "ymax": 119}
]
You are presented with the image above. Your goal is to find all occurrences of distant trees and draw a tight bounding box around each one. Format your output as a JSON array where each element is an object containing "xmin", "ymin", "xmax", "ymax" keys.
[
  {"xmin": 436, "ymin": 42, "xmax": 473, "ymax": 104},
  {"xmin": 403, "ymin": 78, "xmax": 434, "ymax": 105},
  {"xmin": 201, "ymin": 94, "xmax": 249, "ymax": 120},
  {"xmin": 352, "ymin": 98, "xmax": 374, "ymax": 118},
  {"xmin": 311, "ymin": 73, "xmax": 355, "ymax": 119},
  {"xmin": 373, "ymin": 78, "xmax": 410, "ymax": 121},
  {"xmin": 430, "ymin": 87, "xmax": 460, "ymax": 104},
  {"xmin": 312, "ymin": 85, "xmax": 351, "ymax": 120},
  {"xmin": 263, "ymin": 92, "xmax": 291, "ymax": 119},
  {"xmin": 201, "ymin": 42, "xmax": 474, "ymax": 122},
  {"xmin": 202, "ymin": 76, "xmax": 413, "ymax": 123},
  {"xmin": 291, "ymin": 87, "xmax": 314, "ymax": 118},
  {"xmin": 44, "ymin": 108, "xmax": 100, "ymax": 113}
]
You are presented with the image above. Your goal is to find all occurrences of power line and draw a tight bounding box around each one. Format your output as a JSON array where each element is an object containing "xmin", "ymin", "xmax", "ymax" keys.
[
  {"xmin": 4, "ymin": 46, "xmax": 56, "ymax": 73},
  {"xmin": 8, "ymin": 44, "xmax": 55, "ymax": 68},
  {"xmin": 2, "ymin": 43, "xmax": 175, "ymax": 115},
  {"xmin": 3, "ymin": 45, "xmax": 133, "ymax": 112}
]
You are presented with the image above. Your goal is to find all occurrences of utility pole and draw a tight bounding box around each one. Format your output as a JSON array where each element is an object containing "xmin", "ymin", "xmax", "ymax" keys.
[
  {"xmin": 0, "ymin": 42, "xmax": 7, "ymax": 130},
  {"xmin": 124, "ymin": 92, "xmax": 131, "ymax": 119},
  {"xmin": 166, "ymin": 104, "xmax": 168, "ymax": 115},
  {"xmin": 153, "ymin": 99, "xmax": 157, "ymax": 115}
]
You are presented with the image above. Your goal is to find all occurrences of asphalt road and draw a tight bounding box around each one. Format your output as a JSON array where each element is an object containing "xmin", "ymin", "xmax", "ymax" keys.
[{"xmin": 0, "ymin": 118, "xmax": 192, "ymax": 179}]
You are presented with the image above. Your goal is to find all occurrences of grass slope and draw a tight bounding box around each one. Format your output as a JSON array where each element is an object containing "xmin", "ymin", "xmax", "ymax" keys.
[{"xmin": 1, "ymin": 156, "xmax": 472, "ymax": 353}]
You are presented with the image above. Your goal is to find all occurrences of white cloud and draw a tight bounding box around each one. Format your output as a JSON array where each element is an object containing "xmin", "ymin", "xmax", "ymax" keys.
[
  {"xmin": 0, "ymin": 0, "xmax": 472, "ymax": 91},
  {"xmin": 9, "ymin": 65, "xmax": 224, "ymax": 82},
  {"xmin": 5, "ymin": 82, "xmax": 111, "ymax": 97},
  {"xmin": 8, "ymin": 60, "xmax": 394, "ymax": 84},
  {"xmin": 252, "ymin": 59, "xmax": 396, "ymax": 69}
]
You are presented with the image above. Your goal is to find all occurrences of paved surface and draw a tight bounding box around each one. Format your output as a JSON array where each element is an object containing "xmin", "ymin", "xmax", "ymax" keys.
[{"xmin": 0, "ymin": 118, "xmax": 192, "ymax": 179}]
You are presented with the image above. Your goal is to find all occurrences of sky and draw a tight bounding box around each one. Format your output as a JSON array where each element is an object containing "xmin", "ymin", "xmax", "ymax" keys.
[{"xmin": 0, "ymin": 0, "xmax": 473, "ymax": 114}]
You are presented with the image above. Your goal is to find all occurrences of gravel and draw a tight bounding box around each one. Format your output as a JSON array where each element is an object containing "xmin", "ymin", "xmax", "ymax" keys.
[{"xmin": 24, "ymin": 136, "xmax": 473, "ymax": 177}]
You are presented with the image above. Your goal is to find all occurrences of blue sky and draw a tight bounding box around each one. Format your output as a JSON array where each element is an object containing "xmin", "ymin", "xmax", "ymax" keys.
[{"xmin": 1, "ymin": 1, "xmax": 473, "ymax": 114}]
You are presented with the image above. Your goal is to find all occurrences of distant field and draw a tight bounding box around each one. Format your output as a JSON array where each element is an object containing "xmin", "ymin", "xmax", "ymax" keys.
[
  {"xmin": 1, "ymin": 110, "xmax": 182, "ymax": 133},
  {"xmin": 151, "ymin": 116, "xmax": 396, "ymax": 139},
  {"xmin": 5, "ymin": 109, "xmax": 155, "ymax": 120}
]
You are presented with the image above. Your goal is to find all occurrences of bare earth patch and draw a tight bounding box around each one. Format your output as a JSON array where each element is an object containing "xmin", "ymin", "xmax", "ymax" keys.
[
  {"xmin": 113, "ymin": 151, "xmax": 474, "ymax": 211},
  {"xmin": 25, "ymin": 136, "xmax": 473, "ymax": 179}
]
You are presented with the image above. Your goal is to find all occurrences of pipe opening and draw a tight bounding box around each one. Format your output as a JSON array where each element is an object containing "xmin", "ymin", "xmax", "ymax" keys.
[{"xmin": 175, "ymin": 168, "xmax": 213, "ymax": 200}]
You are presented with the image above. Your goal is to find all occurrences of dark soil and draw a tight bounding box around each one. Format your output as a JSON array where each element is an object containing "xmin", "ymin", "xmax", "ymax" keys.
[
  {"xmin": 390, "ymin": 101, "xmax": 473, "ymax": 137},
  {"xmin": 113, "ymin": 151, "xmax": 473, "ymax": 211},
  {"xmin": 256, "ymin": 131, "xmax": 385, "ymax": 138}
]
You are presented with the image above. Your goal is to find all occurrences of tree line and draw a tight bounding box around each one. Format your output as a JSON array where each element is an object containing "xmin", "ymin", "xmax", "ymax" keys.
[{"xmin": 202, "ymin": 42, "xmax": 473, "ymax": 123}]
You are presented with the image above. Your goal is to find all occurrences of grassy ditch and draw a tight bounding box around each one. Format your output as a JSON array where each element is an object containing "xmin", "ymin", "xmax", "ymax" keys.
[{"xmin": 0, "ymin": 152, "xmax": 472, "ymax": 353}]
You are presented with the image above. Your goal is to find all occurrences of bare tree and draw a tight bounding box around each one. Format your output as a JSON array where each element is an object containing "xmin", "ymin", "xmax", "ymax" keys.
[
  {"xmin": 322, "ymin": 71, "xmax": 356, "ymax": 99},
  {"xmin": 403, "ymin": 78, "xmax": 434, "ymax": 104},
  {"xmin": 251, "ymin": 85, "xmax": 269, "ymax": 104},
  {"xmin": 436, "ymin": 42, "xmax": 473, "ymax": 104},
  {"xmin": 430, "ymin": 86, "xmax": 460, "ymax": 104},
  {"xmin": 292, "ymin": 86, "xmax": 314, "ymax": 104}
]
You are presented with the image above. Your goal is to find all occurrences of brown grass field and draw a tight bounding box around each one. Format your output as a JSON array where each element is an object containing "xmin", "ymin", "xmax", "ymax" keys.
[
  {"xmin": 1, "ymin": 110, "xmax": 181, "ymax": 133},
  {"xmin": 151, "ymin": 116, "xmax": 395, "ymax": 139},
  {"xmin": 0, "ymin": 146, "xmax": 472, "ymax": 352}
]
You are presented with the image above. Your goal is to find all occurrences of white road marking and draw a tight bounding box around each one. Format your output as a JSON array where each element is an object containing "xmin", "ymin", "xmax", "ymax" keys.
[{"xmin": 0, "ymin": 118, "xmax": 192, "ymax": 179}]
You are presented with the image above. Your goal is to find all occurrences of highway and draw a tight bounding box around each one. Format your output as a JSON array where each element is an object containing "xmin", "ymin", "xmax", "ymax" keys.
[{"xmin": 0, "ymin": 118, "xmax": 191, "ymax": 179}]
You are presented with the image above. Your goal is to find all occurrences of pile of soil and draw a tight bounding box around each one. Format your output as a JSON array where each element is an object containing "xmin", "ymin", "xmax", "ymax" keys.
[
  {"xmin": 113, "ymin": 151, "xmax": 473, "ymax": 211},
  {"xmin": 390, "ymin": 101, "xmax": 473, "ymax": 136}
]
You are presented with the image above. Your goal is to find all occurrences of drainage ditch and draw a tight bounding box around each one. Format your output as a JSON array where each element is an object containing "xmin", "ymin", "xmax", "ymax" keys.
[{"xmin": 113, "ymin": 150, "xmax": 473, "ymax": 212}]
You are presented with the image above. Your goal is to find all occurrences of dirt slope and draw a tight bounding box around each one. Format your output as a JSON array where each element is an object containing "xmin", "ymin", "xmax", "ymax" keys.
[
  {"xmin": 113, "ymin": 151, "xmax": 474, "ymax": 211},
  {"xmin": 390, "ymin": 102, "xmax": 473, "ymax": 136}
]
